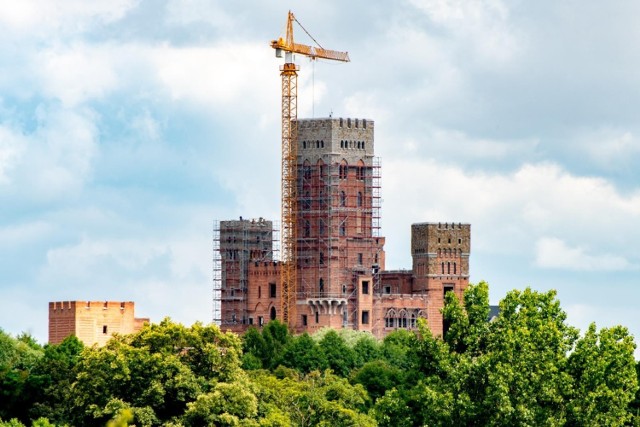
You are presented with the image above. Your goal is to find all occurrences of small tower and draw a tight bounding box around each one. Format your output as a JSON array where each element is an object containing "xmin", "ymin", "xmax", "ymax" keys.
[{"xmin": 411, "ymin": 222, "xmax": 471, "ymax": 336}]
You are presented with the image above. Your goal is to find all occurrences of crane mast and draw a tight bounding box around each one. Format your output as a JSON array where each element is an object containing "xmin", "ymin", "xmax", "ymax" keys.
[{"xmin": 271, "ymin": 11, "xmax": 349, "ymax": 328}]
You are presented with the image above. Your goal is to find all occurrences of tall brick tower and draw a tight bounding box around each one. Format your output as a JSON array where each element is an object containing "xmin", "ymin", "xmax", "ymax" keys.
[{"xmin": 295, "ymin": 117, "xmax": 385, "ymax": 333}]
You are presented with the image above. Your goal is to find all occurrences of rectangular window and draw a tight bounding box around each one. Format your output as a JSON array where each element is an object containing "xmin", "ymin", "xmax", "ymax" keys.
[
  {"xmin": 270, "ymin": 283, "xmax": 276, "ymax": 298},
  {"xmin": 315, "ymin": 312, "xmax": 319, "ymax": 323},
  {"xmin": 384, "ymin": 285, "xmax": 391, "ymax": 294},
  {"xmin": 249, "ymin": 318, "xmax": 254, "ymax": 325},
  {"xmin": 259, "ymin": 316, "xmax": 264, "ymax": 326},
  {"xmin": 362, "ymin": 280, "xmax": 369, "ymax": 295},
  {"xmin": 357, "ymin": 253, "xmax": 363, "ymax": 265},
  {"xmin": 361, "ymin": 311, "xmax": 370, "ymax": 325},
  {"xmin": 302, "ymin": 315, "xmax": 308, "ymax": 326},
  {"xmin": 102, "ymin": 325, "xmax": 108, "ymax": 334}
]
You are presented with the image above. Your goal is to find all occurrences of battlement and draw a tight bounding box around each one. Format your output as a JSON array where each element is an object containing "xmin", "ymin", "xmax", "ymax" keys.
[
  {"xmin": 49, "ymin": 300, "xmax": 135, "ymax": 312},
  {"xmin": 296, "ymin": 117, "xmax": 375, "ymax": 162},
  {"xmin": 411, "ymin": 222, "xmax": 471, "ymax": 255},
  {"xmin": 48, "ymin": 300, "xmax": 148, "ymax": 346}
]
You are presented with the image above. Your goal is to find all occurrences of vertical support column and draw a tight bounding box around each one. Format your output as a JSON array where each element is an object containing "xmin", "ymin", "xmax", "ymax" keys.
[
  {"xmin": 280, "ymin": 59, "xmax": 299, "ymax": 327},
  {"xmin": 212, "ymin": 220, "xmax": 221, "ymax": 325}
]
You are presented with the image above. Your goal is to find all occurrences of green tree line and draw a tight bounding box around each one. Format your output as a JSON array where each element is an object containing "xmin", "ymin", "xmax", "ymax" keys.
[{"xmin": 1, "ymin": 282, "xmax": 639, "ymax": 426}]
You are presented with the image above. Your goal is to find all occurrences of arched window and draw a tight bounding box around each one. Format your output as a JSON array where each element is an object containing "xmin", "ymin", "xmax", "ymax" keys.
[
  {"xmin": 447, "ymin": 262, "xmax": 451, "ymax": 274},
  {"xmin": 339, "ymin": 161, "xmax": 348, "ymax": 179},
  {"xmin": 340, "ymin": 191, "xmax": 346, "ymax": 207},
  {"xmin": 340, "ymin": 222, "xmax": 346, "ymax": 236},
  {"xmin": 319, "ymin": 219, "xmax": 325, "ymax": 235},
  {"xmin": 270, "ymin": 307, "xmax": 276, "ymax": 321},
  {"xmin": 304, "ymin": 220, "xmax": 310, "ymax": 237},
  {"xmin": 319, "ymin": 252, "xmax": 324, "ymax": 265},
  {"xmin": 317, "ymin": 159, "xmax": 325, "ymax": 179},
  {"xmin": 302, "ymin": 160, "xmax": 311, "ymax": 180},
  {"xmin": 441, "ymin": 262, "xmax": 445, "ymax": 274},
  {"xmin": 357, "ymin": 191, "xmax": 363, "ymax": 207},
  {"xmin": 319, "ymin": 278, "xmax": 324, "ymax": 295},
  {"xmin": 454, "ymin": 262, "xmax": 457, "ymax": 274},
  {"xmin": 303, "ymin": 141, "xmax": 306, "ymax": 149},
  {"xmin": 356, "ymin": 160, "xmax": 365, "ymax": 180}
]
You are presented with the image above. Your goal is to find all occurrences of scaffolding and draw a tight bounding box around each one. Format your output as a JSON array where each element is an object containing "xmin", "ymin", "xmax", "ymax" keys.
[
  {"xmin": 212, "ymin": 218, "xmax": 279, "ymax": 327},
  {"xmin": 296, "ymin": 155, "xmax": 381, "ymax": 329}
]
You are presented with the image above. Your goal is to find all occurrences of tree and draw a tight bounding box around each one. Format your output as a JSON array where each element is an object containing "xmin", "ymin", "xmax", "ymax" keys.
[
  {"xmin": 351, "ymin": 360, "xmax": 402, "ymax": 403},
  {"xmin": 249, "ymin": 370, "xmax": 375, "ymax": 426},
  {"xmin": 280, "ymin": 333, "xmax": 327, "ymax": 374},
  {"xmin": 26, "ymin": 335, "xmax": 84, "ymax": 423},
  {"xmin": 183, "ymin": 381, "xmax": 258, "ymax": 426},
  {"xmin": 0, "ymin": 329, "xmax": 44, "ymax": 422},
  {"xmin": 318, "ymin": 330, "xmax": 355, "ymax": 377},
  {"xmin": 352, "ymin": 335, "xmax": 381, "ymax": 369},
  {"xmin": 566, "ymin": 323, "xmax": 638, "ymax": 426}
]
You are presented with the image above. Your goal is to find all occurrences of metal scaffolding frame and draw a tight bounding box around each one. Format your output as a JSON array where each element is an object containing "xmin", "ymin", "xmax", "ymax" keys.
[{"xmin": 212, "ymin": 218, "xmax": 279, "ymax": 327}]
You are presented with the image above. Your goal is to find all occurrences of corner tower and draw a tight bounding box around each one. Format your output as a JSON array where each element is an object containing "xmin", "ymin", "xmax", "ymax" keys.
[{"xmin": 411, "ymin": 222, "xmax": 471, "ymax": 335}]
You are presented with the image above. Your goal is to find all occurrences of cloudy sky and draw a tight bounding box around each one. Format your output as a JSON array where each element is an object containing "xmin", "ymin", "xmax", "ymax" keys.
[{"xmin": 1, "ymin": 0, "xmax": 639, "ymax": 346}]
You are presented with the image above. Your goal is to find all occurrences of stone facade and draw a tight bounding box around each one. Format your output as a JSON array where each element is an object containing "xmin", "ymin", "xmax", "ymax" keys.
[
  {"xmin": 217, "ymin": 117, "xmax": 471, "ymax": 338},
  {"xmin": 48, "ymin": 301, "xmax": 149, "ymax": 346}
]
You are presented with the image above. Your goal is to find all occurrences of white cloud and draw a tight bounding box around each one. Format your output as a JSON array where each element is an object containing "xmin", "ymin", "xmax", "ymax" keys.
[
  {"xmin": 535, "ymin": 237, "xmax": 633, "ymax": 271},
  {"xmin": 0, "ymin": 0, "xmax": 138, "ymax": 35},
  {"xmin": 165, "ymin": 0, "xmax": 234, "ymax": 29},
  {"xmin": 387, "ymin": 127, "xmax": 539, "ymax": 162},
  {"xmin": 150, "ymin": 42, "xmax": 279, "ymax": 113},
  {"xmin": 408, "ymin": 0, "xmax": 520, "ymax": 66},
  {"xmin": 381, "ymin": 159, "xmax": 640, "ymax": 268},
  {"xmin": 0, "ymin": 107, "xmax": 99, "ymax": 202},
  {"xmin": 581, "ymin": 128, "xmax": 640, "ymax": 171},
  {"xmin": 0, "ymin": 126, "xmax": 26, "ymax": 185},
  {"xmin": 38, "ymin": 44, "xmax": 119, "ymax": 107}
]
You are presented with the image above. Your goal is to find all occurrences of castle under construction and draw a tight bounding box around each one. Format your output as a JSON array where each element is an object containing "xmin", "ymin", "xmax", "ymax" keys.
[{"xmin": 213, "ymin": 117, "xmax": 470, "ymax": 338}]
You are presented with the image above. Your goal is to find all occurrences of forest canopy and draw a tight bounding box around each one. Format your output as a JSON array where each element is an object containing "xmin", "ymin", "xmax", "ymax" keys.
[{"xmin": 1, "ymin": 282, "xmax": 639, "ymax": 426}]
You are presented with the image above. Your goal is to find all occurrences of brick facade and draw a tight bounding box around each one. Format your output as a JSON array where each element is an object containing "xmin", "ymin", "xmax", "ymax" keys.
[{"xmin": 48, "ymin": 301, "xmax": 149, "ymax": 346}]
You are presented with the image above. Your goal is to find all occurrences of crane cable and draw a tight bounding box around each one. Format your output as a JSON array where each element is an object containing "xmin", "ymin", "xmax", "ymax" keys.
[{"xmin": 293, "ymin": 15, "xmax": 325, "ymax": 50}]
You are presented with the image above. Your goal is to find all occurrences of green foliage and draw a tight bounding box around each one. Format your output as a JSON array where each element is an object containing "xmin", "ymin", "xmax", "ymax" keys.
[
  {"xmin": 351, "ymin": 360, "xmax": 402, "ymax": 403},
  {"xmin": 26, "ymin": 336, "xmax": 84, "ymax": 423},
  {"xmin": 311, "ymin": 327, "xmax": 376, "ymax": 348},
  {"xmin": 318, "ymin": 330, "xmax": 355, "ymax": 377},
  {"xmin": 250, "ymin": 369, "xmax": 375, "ymax": 426},
  {"xmin": 566, "ymin": 323, "xmax": 638, "ymax": 426},
  {"xmin": 280, "ymin": 333, "xmax": 327, "ymax": 374},
  {"xmin": 1, "ymin": 284, "xmax": 639, "ymax": 425},
  {"xmin": 241, "ymin": 321, "xmax": 291, "ymax": 370},
  {"xmin": 0, "ymin": 329, "xmax": 44, "ymax": 422},
  {"xmin": 352, "ymin": 335, "xmax": 381, "ymax": 368},
  {"xmin": 183, "ymin": 381, "xmax": 258, "ymax": 426}
]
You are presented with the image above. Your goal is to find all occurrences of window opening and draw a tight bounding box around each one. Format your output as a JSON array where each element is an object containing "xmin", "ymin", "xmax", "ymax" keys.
[
  {"xmin": 362, "ymin": 280, "xmax": 369, "ymax": 295},
  {"xmin": 361, "ymin": 310, "xmax": 370, "ymax": 324}
]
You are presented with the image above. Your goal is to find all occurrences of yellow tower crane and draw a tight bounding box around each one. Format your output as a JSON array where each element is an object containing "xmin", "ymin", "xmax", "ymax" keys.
[{"xmin": 271, "ymin": 11, "xmax": 350, "ymax": 327}]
